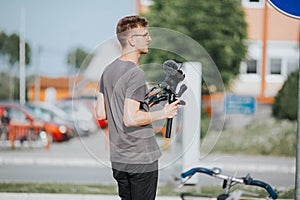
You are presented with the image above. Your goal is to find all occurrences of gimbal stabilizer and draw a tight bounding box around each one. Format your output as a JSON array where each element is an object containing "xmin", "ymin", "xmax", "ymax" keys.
[{"xmin": 145, "ymin": 60, "xmax": 187, "ymax": 138}]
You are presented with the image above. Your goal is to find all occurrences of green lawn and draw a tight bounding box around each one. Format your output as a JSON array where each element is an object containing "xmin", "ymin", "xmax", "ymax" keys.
[{"xmin": 0, "ymin": 182, "xmax": 294, "ymax": 199}]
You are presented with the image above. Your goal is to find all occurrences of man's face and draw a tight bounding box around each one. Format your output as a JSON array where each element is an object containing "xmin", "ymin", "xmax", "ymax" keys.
[{"xmin": 131, "ymin": 27, "xmax": 151, "ymax": 54}]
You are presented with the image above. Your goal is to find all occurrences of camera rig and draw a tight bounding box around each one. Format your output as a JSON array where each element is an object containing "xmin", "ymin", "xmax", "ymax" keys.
[{"xmin": 145, "ymin": 59, "xmax": 188, "ymax": 138}]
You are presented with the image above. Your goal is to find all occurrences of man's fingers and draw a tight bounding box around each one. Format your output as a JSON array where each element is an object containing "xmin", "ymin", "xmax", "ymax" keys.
[{"xmin": 171, "ymin": 99, "xmax": 180, "ymax": 105}]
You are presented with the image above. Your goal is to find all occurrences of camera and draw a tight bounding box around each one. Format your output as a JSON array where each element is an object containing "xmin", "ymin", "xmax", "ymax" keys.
[{"xmin": 145, "ymin": 59, "xmax": 187, "ymax": 138}]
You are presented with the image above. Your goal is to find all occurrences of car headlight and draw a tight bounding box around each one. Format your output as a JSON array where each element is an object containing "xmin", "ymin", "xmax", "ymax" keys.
[{"xmin": 58, "ymin": 125, "xmax": 67, "ymax": 134}]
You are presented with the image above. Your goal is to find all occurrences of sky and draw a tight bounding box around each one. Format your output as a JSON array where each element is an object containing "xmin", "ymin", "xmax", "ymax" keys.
[{"xmin": 0, "ymin": 0, "xmax": 136, "ymax": 76}]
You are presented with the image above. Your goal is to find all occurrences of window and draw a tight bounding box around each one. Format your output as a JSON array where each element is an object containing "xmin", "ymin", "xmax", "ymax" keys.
[
  {"xmin": 270, "ymin": 58, "xmax": 281, "ymax": 74},
  {"xmin": 241, "ymin": 0, "xmax": 264, "ymax": 8},
  {"xmin": 246, "ymin": 59, "xmax": 257, "ymax": 73}
]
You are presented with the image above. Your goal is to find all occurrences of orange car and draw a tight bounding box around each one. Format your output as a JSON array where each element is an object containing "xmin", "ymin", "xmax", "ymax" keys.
[{"xmin": 0, "ymin": 102, "xmax": 74, "ymax": 144}]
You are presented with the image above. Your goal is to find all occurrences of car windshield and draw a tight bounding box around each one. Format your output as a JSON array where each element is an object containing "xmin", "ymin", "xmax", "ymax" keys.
[
  {"xmin": 25, "ymin": 105, "xmax": 52, "ymax": 122},
  {"xmin": 23, "ymin": 105, "xmax": 47, "ymax": 121}
]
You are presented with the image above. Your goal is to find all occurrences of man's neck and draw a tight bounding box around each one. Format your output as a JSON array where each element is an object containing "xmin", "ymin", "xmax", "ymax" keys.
[{"xmin": 119, "ymin": 50, "xmax": 140, "ymax": 65}]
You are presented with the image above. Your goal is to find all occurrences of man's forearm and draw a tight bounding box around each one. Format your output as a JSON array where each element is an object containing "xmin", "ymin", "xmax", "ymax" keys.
[{"xmin": 123, "ymin": 109, "xmax": 166, "ymax": 127}]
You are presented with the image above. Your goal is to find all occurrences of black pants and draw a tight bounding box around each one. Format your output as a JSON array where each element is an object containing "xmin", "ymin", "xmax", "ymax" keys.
[{"xmin": 112, "ymin": 161, "xmax": 158, "ymax": 200}]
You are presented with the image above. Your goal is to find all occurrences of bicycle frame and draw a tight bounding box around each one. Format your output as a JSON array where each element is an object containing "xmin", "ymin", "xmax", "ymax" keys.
[{"xmin": 180, "ymin": 167, "xmax": 278, "ymax": 200}]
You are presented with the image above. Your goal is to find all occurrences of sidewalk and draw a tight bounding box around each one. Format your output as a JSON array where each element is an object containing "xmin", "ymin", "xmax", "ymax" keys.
[{"xmin": 0, "ymin": 193, "xmax": 212, "ymax": 200}]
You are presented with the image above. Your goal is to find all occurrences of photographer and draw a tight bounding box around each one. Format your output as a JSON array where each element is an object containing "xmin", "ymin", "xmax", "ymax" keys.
[{"xmin": 95, "ymin": 15, "xmax": 179, "ymax": 200}]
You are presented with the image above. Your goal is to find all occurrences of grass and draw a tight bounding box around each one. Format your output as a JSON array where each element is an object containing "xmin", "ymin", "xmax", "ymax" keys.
[
  {"xmin": 0, "ymin": 182, "xmax": 118, "ymax": 195},
  {"xmin": 0, "ymin": 182, "xmax": 294, "ymax": 199},
  {"xmin": 203, "ymin": 117, "xmax": 297, "ymax": 157}
]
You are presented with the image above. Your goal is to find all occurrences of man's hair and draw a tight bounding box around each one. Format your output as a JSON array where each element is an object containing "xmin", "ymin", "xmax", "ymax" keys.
[{"xmin": 116, "ymin": 15, "xmax": 148, "ymax": 47}]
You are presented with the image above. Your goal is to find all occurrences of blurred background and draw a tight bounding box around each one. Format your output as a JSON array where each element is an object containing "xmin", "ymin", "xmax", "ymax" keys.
[{"xmin": 0, "ymin": 0, "xmax": 299, "ymax": 199}]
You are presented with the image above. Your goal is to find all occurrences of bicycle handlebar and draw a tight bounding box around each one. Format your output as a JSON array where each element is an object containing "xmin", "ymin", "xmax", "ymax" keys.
[
  {"xmin": 181, "ymin": 167, "xmax": 214, "ymax": 178},
  {"xmin": 181, "ymin": 167, "xmax": 278, "ymax": 199},
  {"xmin": 247, "ymin": 179, "xmax": 278, "ymax": 199}
]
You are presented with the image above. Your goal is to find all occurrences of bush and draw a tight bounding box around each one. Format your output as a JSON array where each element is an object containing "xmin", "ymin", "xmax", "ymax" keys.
[{"xmin": 272, "ymin": 70, "xmax": 298, "ymax": 121}]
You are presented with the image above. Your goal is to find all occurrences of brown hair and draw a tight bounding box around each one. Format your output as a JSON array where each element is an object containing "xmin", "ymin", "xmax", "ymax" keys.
[{"xmin": 116, "ymin": 15, "xmax": 148, "ymax": 47}]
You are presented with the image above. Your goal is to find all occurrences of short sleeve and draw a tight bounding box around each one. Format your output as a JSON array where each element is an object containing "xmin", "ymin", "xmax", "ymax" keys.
[
  {"xmin": 99, "ymin": 75, "xmax": 104, "ymax": 93},
  {"xmin": 125, "ymin": 68, "xmax": 147, "ymax": 102}
]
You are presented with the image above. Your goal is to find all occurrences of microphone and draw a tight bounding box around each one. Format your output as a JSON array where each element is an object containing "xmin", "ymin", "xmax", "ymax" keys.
[{"xmin": 162, "ymin": 60, "xmax": 180, "ymax": 76}]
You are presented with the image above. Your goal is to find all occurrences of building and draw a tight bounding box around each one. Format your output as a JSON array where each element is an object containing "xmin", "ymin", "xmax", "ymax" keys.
[
  {"xmin": 27, "ymin": 76, "xmax": 97, "ymax": 102},
  {"xmin": 135, "ymin": 0, "xmax": 300, "ymax": 102},
  {"xmin": 231, "ymin": 0, "xmax": 300, "ymax": 102}
]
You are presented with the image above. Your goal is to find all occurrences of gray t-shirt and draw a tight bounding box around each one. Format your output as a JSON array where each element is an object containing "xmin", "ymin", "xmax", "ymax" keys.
[{"xmin": 99, "ymin": 59, "xmax": 162, "ymax": 165}]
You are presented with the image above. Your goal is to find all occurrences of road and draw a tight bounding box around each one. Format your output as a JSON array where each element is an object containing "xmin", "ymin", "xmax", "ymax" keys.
[{"xmin": 0, "ymin": 130, "xmax": 295, "ymax": 188}]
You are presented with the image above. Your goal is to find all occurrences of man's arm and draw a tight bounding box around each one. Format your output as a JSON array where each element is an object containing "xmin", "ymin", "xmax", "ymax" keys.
[
  {"xmin": 123, "ymin": 98, "xmax": 179, "ymax": 127},
  {"xmin": 95, "ymin": 92, "xmax": 106, "ymax": 120}
]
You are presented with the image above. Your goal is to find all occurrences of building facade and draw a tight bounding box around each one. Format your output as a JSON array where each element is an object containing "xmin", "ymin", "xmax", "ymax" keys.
[
  {"xmin": 136, "ymin": 0, "xmax": 300, "ymax": 101},
  {"xmin": 231, "ymin": 0, "xmax": 300, "ymax": 100}
]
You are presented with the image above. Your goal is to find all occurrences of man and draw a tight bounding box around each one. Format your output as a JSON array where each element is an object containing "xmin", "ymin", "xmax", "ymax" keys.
[{"xmin": 95, "ymin": 15, "xmax": 179, "ymax": 200}]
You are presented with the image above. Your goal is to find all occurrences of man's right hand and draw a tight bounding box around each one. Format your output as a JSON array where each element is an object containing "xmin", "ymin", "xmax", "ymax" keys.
[{"xmin": 163, "ymin": 99, "xmax": 180, "ymax": 119}]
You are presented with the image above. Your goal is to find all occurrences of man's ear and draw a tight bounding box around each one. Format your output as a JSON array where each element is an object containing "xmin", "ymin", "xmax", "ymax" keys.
[{"xmin": 128, "ymin": 36, "xmax": 135, "ymax": 47}]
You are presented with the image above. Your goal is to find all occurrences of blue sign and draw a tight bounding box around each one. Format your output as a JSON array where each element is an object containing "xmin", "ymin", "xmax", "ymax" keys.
[
  {"xmin": 268, "ymin": 0, "xmax": 300, "ymax": 19},
  {"xmin": 225, "ymin": 94, "xmax": 255, "ymax": 115}
]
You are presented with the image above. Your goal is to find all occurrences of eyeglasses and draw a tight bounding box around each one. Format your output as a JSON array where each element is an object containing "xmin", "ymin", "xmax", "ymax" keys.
[{"xmin": 132, "ymin": 32, "xmax": 150, "ymax": 39}]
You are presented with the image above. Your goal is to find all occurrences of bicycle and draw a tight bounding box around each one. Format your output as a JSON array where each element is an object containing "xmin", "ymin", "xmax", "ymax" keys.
[{"xmin": 179, "ymin": 166, "xmax": 278, "ymax": 200}]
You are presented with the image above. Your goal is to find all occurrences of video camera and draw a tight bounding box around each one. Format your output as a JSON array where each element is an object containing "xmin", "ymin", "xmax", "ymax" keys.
[{"xmin": 145, "ymin": 59, "xmax": 188, "ymax": 138}]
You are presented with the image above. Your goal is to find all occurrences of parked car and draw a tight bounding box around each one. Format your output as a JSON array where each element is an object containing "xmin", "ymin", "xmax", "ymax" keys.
[
  {"xmin": 0, "ymin": 102, "xmax": 73, "ymax": 144},
  {"xmin": 26, "ymin": 102, "xmax": 76, "ymax": 136},
  {"xmin": 57, "ymin": 97, "xmax": 108, "ymax": 130},
  {"xmin": 72, "ymin": 97, "xmax": 108, "ymax": 129},
  {"xmin": 56, "ymin": 99, "xmax": 98, "ymax": 136}
]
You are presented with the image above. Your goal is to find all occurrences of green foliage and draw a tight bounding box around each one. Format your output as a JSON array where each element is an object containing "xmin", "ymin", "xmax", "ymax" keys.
[
  {"xmin": 0, "ymin": 72, "xmax": 34, "ymax": 100},
  {"xmin": 142, "ymin": 0, "xmax": 247, "ymax": 86},
  {"xmin": 209, "ymin": 118, "xmax": 296, "ymax": 156},
  {"xmin": 272, "ymin": 70, "xmax": 298, "ymax": 121},
  {"xmin": 0, "ymin": 31, "xmax": 31, "ymax": 100},
  {"xmin": 0, "ymin": 72, "xmax": 10, "ymax": 99},
  {"xmin": 0, "ymin": 182, "xmax": 117, "ymax": 195},
  {"xmin": 0, "ymin": 32, "xmax": 31, "ymax": 66},
  {"xmin": 0, "ymin": 182, "xmax": 293, "ymax": 199},
  {"xmin": 0, "ymin": 32, "xmax": 8, "ymax": 54},
  {"xmin": 67, "ymin": 47, "xmax": 94, "ymax": 71}
]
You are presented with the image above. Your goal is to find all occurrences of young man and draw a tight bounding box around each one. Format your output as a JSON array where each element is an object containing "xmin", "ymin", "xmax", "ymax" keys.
[{"xmin": 95, "ymin": 15, "xmax": 179, "ymax": 200}]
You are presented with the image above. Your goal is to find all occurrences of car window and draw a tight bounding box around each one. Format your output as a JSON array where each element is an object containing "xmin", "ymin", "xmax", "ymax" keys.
[
  {"xmin": 8, "ymin": 108, "xmax": 27, "ymax": 122},
  {"xmin": 28, "ymin": 106, "xmax": 52, "ymax": 122}
]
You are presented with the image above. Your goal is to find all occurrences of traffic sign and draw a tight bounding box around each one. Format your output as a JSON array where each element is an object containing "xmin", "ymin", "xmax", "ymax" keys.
[
  {"xmin": 268, "ymin": 0, "xmax": 300, "ymax": 19},
  {"xmin": 225, "ymin": 94, "xmax": 255, "ymax": 115}
]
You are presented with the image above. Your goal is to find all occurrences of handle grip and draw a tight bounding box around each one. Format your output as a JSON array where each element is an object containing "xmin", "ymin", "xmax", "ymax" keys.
[
  {"xmin": 165, "ymin": 93, "xmax": 176, "ymax": 138},
  {"xmin": 181, "ymin": 167, "xmax": 214, "ymax": 178},
  {"xmin": 247, "ymin": 180, "xmax": 278, "ymax": 199}
]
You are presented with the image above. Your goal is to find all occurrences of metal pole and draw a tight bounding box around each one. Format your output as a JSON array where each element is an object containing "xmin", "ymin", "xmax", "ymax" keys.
[
  {"xmin": 34, "ymin": 46, "xmax": 41, "ymax": 102},
  {"xmin": 260, "ymin": 0, "xmax": 268, "ymax": 100},
  {"xmin": 295, "ymin": 38, "xmax": 300, "ymax": 200},
  {"xmin": 19, "ymin": 6, "xmax": 26, "ymax": 105}
]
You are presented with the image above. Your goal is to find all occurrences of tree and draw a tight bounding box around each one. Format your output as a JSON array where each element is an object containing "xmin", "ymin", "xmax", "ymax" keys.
[
  {"xmin": 4, "ymin": 33, "xmax": 31, "ymax": 66},
  {"xmin": 0, "ymin": 32, "xmax": 8, "ymax": 55},
  {"xmin": 0, "ymin": 31, "xmax": 31, "ymax": 100},
  {"xmin": 272, "ymin": 70, "xmax": 298, "ymax": 121},
  {"xmin": 66, "ymin": 47, "xmax": 94, "ymax": 72},
  {"xmin": 141, "ymin": 0, "xmax": 247, "ymax": 87}
]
